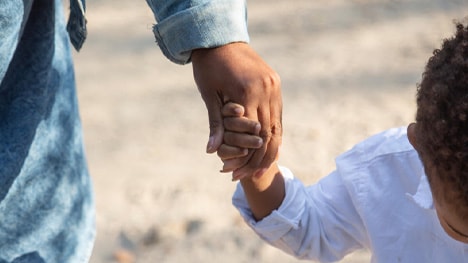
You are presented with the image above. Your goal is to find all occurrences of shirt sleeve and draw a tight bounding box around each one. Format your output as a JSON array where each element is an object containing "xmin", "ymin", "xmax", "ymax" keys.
[
  {"xmin": 232, "ymin": 166, "xmax": 369, "ymax": 262},
  {"xmin": 145, "ymin": 0, "xmax": 250, "ymax": 65}
]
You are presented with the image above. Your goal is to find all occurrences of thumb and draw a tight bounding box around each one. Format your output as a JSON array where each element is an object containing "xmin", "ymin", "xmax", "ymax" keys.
[{"xmin": 205, "ymin": 96, "xmax": 224, "ymax": 154}]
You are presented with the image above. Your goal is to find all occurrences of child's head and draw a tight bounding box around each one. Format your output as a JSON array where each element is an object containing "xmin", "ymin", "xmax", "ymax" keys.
[{"xmin": 408, "ymin": 22, "xmax": 468, "ymax": 242}]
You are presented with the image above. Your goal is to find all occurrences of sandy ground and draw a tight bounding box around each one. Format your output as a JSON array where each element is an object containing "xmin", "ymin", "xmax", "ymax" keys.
[{"xmin": 73, "ymin": 0, "xmax": 468, "ymax": 262}]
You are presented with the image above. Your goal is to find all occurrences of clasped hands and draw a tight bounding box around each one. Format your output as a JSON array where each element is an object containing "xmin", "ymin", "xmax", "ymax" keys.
[
  {"xmin": 191, "ymin": 42, "xmax": 282, "ymax": 181},
  {"xmin": 218, "ymin": 102, "xmax": 280, "ymax": 181}
]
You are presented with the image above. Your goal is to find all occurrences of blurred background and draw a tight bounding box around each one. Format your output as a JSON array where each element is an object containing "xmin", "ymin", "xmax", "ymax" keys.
[{"xmin": 72, "ymin": 0, "xmax": 468, "ymax": 262}]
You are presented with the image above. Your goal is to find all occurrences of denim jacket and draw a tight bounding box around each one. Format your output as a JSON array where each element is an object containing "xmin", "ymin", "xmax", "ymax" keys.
[
  {"xmin": 146, "ymin": 0, "xmax": 249, "ymax": 64},
  {"xmin": 0, "ymin": 0, "xmax": 248, "ymax": 262}
]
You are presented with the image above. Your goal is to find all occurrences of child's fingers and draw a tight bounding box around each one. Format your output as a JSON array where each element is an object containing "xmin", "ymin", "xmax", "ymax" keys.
[
  {"xmin": 217, "ymin": 144, "xmax": 248, "ymax": 160},
  {"xmin": 224, "ymin": 117, "xmax": 261, "ymax": 135},
  {"xmin": 220, "ymin": 151, "xmax": 253, "ymax": 173},
  {"xmin": 220, "ymin": 102, "xmax": 262, "ymax": 175},
  {"xmin": 231, "ymin": 147, "xmax": 280, "ymax": 181},
  {"xmin": 224, "ymin": 131, "xmax": 263, "ymax": 149},
  {"xmin": 222, "ymin": 102, "xmax": 244, "ymax": 117}
]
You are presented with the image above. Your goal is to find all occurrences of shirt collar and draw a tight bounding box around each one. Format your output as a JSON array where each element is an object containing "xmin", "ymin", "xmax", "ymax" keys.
[{"xmin": 406, "ymin": 171, "xmax": 434, "ymax": 210}]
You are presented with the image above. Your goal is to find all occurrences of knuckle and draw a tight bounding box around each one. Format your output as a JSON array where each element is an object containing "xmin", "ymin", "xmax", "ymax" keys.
[
  {"xmin": 271, "ymin": 120, "xmax": 283, "ymax": 136},
  {"xmin": 259, "ymin": 129, "xmax": 272, "ymax": 142},
  {"xmin": 236, "ymin": 73, "xmax": 281, "ymax": 103},
  {"xmin": 259, "ymin": 121, "xmax": 282, "ymax": 141},
  {"xmin": 271, "ymin": 71, "xmax": 282, "ymax": 87},
  {"xmin": 261, "ymin": 72, "xmax": 280, "ymax": 88}
]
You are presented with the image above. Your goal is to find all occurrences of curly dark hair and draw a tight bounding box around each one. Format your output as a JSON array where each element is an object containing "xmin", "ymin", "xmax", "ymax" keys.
[{"xmin": 415, "ymin": 22, "xmax": 468, "ymax": 214}]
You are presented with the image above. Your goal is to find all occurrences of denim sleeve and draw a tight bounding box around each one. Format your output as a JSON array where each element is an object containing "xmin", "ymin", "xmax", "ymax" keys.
[{"xmin": 145, "ymin": 0, "xmax": 249, "ymax": 64}]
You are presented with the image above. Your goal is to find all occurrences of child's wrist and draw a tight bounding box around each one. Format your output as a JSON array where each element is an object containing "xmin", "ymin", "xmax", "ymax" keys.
[{"xmin": 240, "ymin": 164, "xmax": 280, "ymax": 191}]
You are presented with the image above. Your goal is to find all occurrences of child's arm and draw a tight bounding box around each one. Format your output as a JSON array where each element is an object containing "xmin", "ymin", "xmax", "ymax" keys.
[
  {"xmin": 223, "ymin": 103, "xmax": 369, "ymax": 260},
  {"xmin": 220, "ymin": 103, "xmax": 285, "ymax": 221}
]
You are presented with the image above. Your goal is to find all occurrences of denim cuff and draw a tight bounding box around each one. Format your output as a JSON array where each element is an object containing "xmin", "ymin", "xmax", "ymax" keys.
[{"xmin": 152, "ymin": 0, "xmax": 249, "ymax": 65}]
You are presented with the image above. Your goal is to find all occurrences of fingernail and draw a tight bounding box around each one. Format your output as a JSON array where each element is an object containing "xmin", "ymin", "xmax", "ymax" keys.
[
  {"xmin": 257, "ymin": 138, "xmax": 263, "ymax": 147},
  {"xmin": 255, "ymin": 123, "xmax": 261, "ymax": 134},
  {"xmin": 231, "ymin": 174, "xmax": 241, "ymax": 181},
  {"xmin": 234, "ymin": 107, "xmax": 242, "ymax": 115}
]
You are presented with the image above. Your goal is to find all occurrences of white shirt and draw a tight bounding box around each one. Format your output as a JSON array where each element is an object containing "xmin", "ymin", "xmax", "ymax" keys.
[{"xmin": 233, "ymin": 127, "xmax": 468, "ymax": 262}]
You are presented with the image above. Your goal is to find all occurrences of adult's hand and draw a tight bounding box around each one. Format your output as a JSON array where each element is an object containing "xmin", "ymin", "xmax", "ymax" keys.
[{"xmin": 191, "ymin": 42, "xmax": 282, "ymax": 180}]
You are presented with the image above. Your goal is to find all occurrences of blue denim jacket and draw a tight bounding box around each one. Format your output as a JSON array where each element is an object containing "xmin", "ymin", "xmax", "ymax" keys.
[
  {"xmin": 0, "ymin": 0, "xmax": 248, "ymax": 262},
  {"xmin": 146, "ymin": 0, "xmax": 249, "ymax": 64}
]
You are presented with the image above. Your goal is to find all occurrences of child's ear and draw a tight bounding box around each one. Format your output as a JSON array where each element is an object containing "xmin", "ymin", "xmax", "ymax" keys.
[{"xmin": 407, "ymin": 123, "xmax": 418, "ymax": 150}]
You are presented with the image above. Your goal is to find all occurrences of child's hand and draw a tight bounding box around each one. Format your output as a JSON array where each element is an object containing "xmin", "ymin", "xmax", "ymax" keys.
[
  {"xmin": 218, "ymin": 103, "xmax": 263, "ymax": 178},
  {"xmin": 220, "ymin": 102, "xmax": 283, "ymax": 220}
]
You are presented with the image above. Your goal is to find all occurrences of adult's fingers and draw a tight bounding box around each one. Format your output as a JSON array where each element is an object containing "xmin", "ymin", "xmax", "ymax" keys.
[
  {"xmin": 232, "ymin": 79, "xmax": 282, "ymax": 180},
  {"xmin": 191, "ymin": 43, "xmax": 283, "ymax": 179},
  {"xmin": 255, "ymin": 93, "xmax": 283, "ymax": 176},
  {"xmin": 251, "ymin": 98, "xmax": 273, "ymax": 167}
]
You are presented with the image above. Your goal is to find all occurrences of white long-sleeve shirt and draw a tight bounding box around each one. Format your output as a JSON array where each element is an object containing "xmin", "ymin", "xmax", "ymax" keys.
[{"xmin": 233, "ymin": 127, "xmax": 468, "ymax": 262}]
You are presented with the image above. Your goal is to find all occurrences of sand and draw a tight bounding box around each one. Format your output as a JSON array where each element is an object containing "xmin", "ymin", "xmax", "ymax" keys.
[{"xmin": 73, "ymin": 0, "xmax": 468, "ymax": 262}]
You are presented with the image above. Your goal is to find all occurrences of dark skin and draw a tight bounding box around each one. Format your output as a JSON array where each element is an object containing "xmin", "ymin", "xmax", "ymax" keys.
[
  {"xmin": 407, "ymin": 123, "xmax": 468, "ymax": 244},
  {"xmin": 217, "ymin": 110, "xmax": 468, "ymax": 238},
  {"xmin": 217, "ymin": 102, "xmax": 284, "ymax": 220},
  {"xmin": 191, "ymin": 43, "xmax": 282, "ymax": 180}
]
